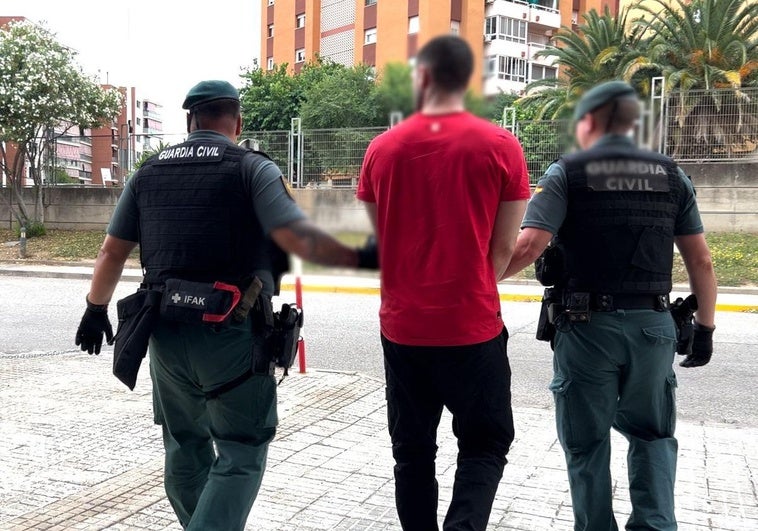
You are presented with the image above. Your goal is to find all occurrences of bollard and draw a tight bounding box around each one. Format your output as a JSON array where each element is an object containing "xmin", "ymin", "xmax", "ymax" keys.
[
  {"xmin": 292, "ymin": 256, "xmax": 307, "ymax": 373},
  {"xmin": 19, "ymin": 225, "xmax": 27, "ymax": 259}
]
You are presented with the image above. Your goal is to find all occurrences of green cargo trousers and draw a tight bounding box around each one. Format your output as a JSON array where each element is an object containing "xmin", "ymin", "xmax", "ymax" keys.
[
  {"xmin": 550, "ymin": 309, "xmax": 679, "ymax": 531},
  {"xmin": 148, "ymin": 316, "xmax": 277, "ymax": 531}
]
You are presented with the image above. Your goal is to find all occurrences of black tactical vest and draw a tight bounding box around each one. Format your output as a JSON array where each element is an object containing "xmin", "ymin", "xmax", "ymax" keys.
[
  {"xmin": 557, "ymin": 144, "xmax": 685, "ymax": 294},
  {"xmin": 133, "ymin": 139, "xmax": 288, "ymax": 291}
]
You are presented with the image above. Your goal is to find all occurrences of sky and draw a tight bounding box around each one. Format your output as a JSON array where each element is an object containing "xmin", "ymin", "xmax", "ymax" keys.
[{"xmin": 3, "ymin": 0, "xmax": 262, "ymax": 135}]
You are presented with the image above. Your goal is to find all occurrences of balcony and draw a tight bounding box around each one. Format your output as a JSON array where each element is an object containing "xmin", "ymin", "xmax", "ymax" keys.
[
  {"xmin": 485, "ymin": 35, "xmax": 529, "ymax": 62},
  {"xmin": 529, "ymin": 2, "xmax": 560, "ymax": 29},
  {"xmin": 528, "ymin": 42, "xmax": 556, "ymax": 65}
]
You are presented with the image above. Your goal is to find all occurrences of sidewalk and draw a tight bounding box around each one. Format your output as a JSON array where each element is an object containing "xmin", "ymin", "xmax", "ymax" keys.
[
  {"xmin": 1, "ymin": 262, "xmax": 757, "ymax": 530},
  {"xmin": 2, "ymin": 356, "xmax": 757, "ymax": 530}
]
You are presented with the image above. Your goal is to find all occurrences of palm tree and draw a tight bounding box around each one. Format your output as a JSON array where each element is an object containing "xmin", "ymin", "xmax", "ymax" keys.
[
  {"xmin": 631, "ymin": 0, "xmax": 758, "ymax": 158},
  {"xmin": 517, "ymin": 6, "xmax": 641, "ymax": 120}
]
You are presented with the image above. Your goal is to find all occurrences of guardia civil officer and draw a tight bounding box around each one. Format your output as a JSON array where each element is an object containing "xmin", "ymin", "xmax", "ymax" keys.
[
  {"xmin": 501, "ymin": 81, "xmax": 717, "ymax": 530},
  {"xmin": 74, "ymin": 80, "xmax": 377, "ymax": 531}
]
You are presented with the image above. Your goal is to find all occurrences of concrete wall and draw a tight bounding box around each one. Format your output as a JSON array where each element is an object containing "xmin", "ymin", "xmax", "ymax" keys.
[
  {"xmin": 0, "ymin": 187, "xmax": 374, "ymax": 233},
  {"xmin": 1, "ymin": 162, "xmax": 756, "ymax": 233},
  {"xmin": 679, "ymin": 162, "xmax": 758, "ymax": 233}
]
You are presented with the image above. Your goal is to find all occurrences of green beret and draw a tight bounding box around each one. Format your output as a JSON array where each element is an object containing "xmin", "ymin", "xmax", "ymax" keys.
[
  {"xmin": 573, "ymin": 81, "xmax": 637, "ymax": 121},
  {"xmin": 182, "ymin": 80, "xmax": 239, "ymax": 110}
]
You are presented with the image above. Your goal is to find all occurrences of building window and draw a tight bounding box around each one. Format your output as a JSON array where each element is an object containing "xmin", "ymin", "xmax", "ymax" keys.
[
  {"xmin": 364, "ymin": 28, "xmax": 377, "ymax": 45},
  {"xmin": 450, "ymin": 21, "xmax": 460, "ymax": 35},
  {"xmin": 296, "ymin": 14, "xmax": 305, "ymax": 28},
  {"xmin": 267, "ymin": 57, "xmax": 274, "ymax": 70},
  {"xmin": 530, "ymin": 64, "xmax": 557, "ymax": 82},
  {"xmin": 485, "ymin": 16, "xmax": 526, "ymax": 43},
  {"xmin": 267, "ymin": 24, "xmax": 274, "ymax": 38},
  {"xmin": 502, "ymin": 17, "xmax": 527, "ymax": 43},
  {"xmin": 365, "ymin": 0, "xmax": 377, "ymax": 5},
  {"xmin": 295, "ymin": 48, "xmax": 306, "ymax": 63},
  {"xmin": 485, "ymin": 17, "xmax": 497, "ymax": 38},
  {"xmin": 498, "ymin": 56, "xmax": 527, "ymax": 82},
  {"xmin": 408, "ymin": 16, "xmax": 419, "ymax": 34},
  {"xmin": 485, "ymin": 56, "xmax": 496, "ymax": 76}
]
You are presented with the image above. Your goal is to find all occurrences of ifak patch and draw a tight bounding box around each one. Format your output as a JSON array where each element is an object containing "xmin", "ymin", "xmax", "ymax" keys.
[{"xmin": 160, "ymin": 279, "xmax": 241, "ymax": 325}]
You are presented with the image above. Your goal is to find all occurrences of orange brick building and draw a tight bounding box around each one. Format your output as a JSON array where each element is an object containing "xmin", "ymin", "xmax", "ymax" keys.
[{"xmin": 261, "ymin": 0, "xmax": 617, "ymax": 96}]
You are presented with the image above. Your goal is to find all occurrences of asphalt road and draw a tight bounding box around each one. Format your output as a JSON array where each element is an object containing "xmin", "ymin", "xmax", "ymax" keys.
[{"xmin": 1, "ymin": 275, "xmax": 756, "ymax": 427}]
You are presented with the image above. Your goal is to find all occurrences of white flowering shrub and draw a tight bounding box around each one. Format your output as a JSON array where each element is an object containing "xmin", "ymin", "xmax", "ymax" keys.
[{"xmin": 0, "ymin": 19, "xmax": 123, "ymax": 224}]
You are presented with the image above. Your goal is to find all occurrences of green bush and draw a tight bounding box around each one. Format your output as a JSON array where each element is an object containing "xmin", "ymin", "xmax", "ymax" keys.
[{"xmin": 15, "ymin": 221, "xmax": 46, "ymax": 238}]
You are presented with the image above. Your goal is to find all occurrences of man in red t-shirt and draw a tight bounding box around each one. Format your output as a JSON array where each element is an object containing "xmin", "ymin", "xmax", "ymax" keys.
[{"xmin": 356, "ymin": 35, "xmax": 530, "ymax": 531}]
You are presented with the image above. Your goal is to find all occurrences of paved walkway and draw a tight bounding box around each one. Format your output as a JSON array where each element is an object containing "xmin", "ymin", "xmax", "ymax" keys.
[{"xmin": 2, "ymin": 262, "xmax": 757, "ymax": 530}]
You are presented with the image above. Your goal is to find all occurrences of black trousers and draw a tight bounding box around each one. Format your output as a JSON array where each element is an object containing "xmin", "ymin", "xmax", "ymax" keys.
[{"xmin": 382, "ymin": 327, "xmax": 515, "ymax": 531}]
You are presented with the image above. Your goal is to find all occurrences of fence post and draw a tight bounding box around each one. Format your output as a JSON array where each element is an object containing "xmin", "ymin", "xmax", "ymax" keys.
[
  {"xmin": 650, "ymin": 76, "xmax": 666, "ymax": 154},
  {"xmin": 289, "ymin": 118, "xmax": 303, "ymax": 188},
  {"xmin": 502, "ymin": 107, "xmax": 516, "ymax": 131}
]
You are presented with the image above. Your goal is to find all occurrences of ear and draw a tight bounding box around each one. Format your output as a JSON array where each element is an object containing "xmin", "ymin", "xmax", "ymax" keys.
[
  {"xmin": 417, "ymin": 64, "xmax": 431, "ymax": 91},
  {"xmin": 585, "ymin": 113, "xmax": 600, "ymax": 135},
  {"xmin": 186, "ymin": 113, "xmax": 192, "ymax": 134},
  {"xmin": 235, "ymin": 115, "xmax": 242, "ymax": 137}
]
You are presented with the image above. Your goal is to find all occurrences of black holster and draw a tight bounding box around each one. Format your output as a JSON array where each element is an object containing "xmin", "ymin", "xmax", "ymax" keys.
[
  {"xmin": 536, "ymin": 287, "xmax": 562, "ymax": 346},
  {"xmin": 113, "ymin": 289, "xmax": 163, "ymax": 390},
  {"xmin": 268, "ymin": 303, "xmax": 303, "ymax": 373}
]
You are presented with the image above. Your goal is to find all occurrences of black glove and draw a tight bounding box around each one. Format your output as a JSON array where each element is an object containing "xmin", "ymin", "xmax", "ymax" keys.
[
  {"xmin": 679, "ymin": 322, "xmax": 714, "ymax": 368},
  {"xmin": 75, "ymin": 296, "xmax": 114, "ymax": 355},
  {"xmin": 670, "ymin": 294, "xmax": 697, "ymax": 355},
  {"xmin": 356, "ymin": 235, "xmax": 379, "ymax": 269}
]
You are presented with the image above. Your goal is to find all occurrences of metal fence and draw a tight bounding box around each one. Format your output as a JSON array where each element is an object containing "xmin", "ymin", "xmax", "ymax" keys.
[
  {"xmin": 658, "ymin": 87, "xmax": 758, "ymax": 163},
  {"xmin": 239, "ymin": 125, "xmax": 387, "ymax": 189},
  {"xmin": 18, "ymin": 85, "xmax": 756, "ymax": 189}
]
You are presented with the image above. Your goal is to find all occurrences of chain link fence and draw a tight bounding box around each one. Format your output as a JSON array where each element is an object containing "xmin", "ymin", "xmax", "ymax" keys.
[
  {"xmin": 660, "ymin": 87, "xmax": 758, "ymax": 162},
  {"xmin": 507, "ymin": 86, "xmax": 758, "ymax": 183},
  {"xmin": 22, "ymin": 85, "xmax": 758, "ymax": 189}
]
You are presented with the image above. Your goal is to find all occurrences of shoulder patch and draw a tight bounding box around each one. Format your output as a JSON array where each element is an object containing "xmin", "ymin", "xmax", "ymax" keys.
[{"xmin": 280, "ymin": 176, "xmax": 295, "ymax": 200}]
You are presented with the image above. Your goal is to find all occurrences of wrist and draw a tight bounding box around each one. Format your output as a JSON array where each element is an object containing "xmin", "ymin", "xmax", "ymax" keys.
[
  {"xmin": 86, "ymin": 295, "xmax": 108, "ymax": 312},
  {"xmin": 694, "ymin": 321, "xmax": 715, "ymax": 332}
]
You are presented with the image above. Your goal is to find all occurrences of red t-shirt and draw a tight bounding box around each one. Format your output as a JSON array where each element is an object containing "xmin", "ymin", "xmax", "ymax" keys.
[{"xmin": 357, "ymin": 111, "xmax": 531, "ymax": 346}]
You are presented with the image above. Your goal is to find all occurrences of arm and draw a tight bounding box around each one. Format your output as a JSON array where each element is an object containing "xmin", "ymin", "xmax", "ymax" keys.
[
  {"xmin": 499, "ymin": 227, "xmax": 554, "ymax": 281},
  {"xmin": 88, "ymin": 235, "xmax": 138, "ymax": 305},
  {"xmin": 270, "ymin": 219, "xmax": 359, "ymax": 268},
  {"xmin": 674, "ymin": 233, "xmax": 717, "ymax": 328},
  {"xmin": 490, "ymin": 200, "xmax": 527, "ymax": 280},
  {"xmin": 363, "ymin": 201, "xmax": 378, "ymax": 236},
  {"xmin": 76, "ymin": 234, "xmax": 137, "ymax": 354}
]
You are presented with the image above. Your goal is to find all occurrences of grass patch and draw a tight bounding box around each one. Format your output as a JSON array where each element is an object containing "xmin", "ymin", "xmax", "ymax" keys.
[{"xmin": 1, "ymin": 228, "xmax": 756, "ymax": 287}]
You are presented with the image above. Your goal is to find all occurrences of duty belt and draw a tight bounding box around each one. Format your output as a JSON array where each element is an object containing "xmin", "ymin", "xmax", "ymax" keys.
[{"xmin": 591, "ymin": 293, "xmax": 670, "ymax": 312}]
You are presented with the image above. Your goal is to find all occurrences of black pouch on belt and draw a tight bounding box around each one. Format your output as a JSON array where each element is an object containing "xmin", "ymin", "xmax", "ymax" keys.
[
  {"xmin": 113, "ymin": 289, "xmax": 162, "ymax": 390},
  {"xmin": 160, "ymin": 279, "xmax": 241, "ymax": 326}
]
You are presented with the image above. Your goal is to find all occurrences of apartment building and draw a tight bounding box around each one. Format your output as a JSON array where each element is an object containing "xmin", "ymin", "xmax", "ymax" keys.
[
  {"xmin": 90, "ymin": 87, "xmax": 164, "ymax": 185},
  {"xmin": 261, "ymin": 0, "xmax": 617, "ymax": 97}
]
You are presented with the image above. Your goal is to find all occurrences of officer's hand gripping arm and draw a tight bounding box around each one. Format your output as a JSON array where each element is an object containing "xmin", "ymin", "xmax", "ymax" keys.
[{"xmin": 356, "ymin": 234, "xmax": 379, "ymax": 269}]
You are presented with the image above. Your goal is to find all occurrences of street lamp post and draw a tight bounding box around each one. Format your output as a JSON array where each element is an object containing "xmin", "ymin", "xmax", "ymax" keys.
[{"xmin": 119, "ymin": 120, "xmax": 133, "ymax": 183}]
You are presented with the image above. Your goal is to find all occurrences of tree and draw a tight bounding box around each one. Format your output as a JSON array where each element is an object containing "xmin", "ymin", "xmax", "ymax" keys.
[
  {"xmin": 375, "ymin": 62, "xmax": 414, "ymax": 122},
  {"xmin": 299, "ymin": 62, "xmax": 381, "ymax": 129},
  {"xmin": 239, "ymin": 63, "xmax": 301, "ymax": 132},
  {"xmin": 631, "ymin": 0, "xmax": 758, "ymax": 157},
  {"xmin": 517, "ymin": 6, "xmax": 641, "ymax": 119},
  {"xmin": 0, "ymin": 20, "xmax": 122, "ymax": 228}
]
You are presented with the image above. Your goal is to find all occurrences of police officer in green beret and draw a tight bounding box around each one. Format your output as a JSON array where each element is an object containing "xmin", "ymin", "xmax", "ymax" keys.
[
  {"xmin": 501, "ymin": 80, "xmax": 717, "ymax": 530},
  {"xmin": 75, "ymin": 79, "xmax": 377, "ymax": 530}
]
